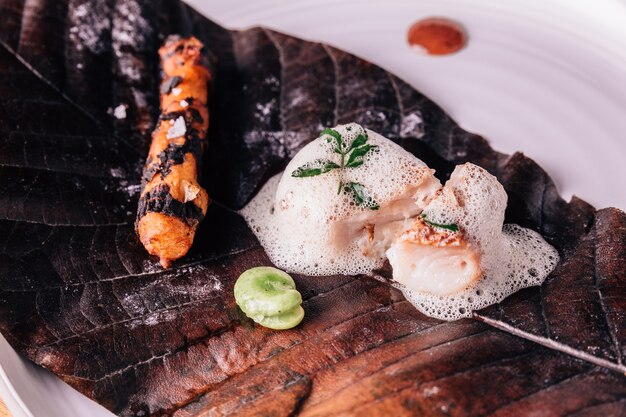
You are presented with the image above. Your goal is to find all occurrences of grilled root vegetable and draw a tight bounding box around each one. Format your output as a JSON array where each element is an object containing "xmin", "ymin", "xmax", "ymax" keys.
[
  {"xmin": 136, "ymin": 35, "xmax": 212, "ymax": 268},
  {"xmin": 386, "ymin": 217, "xmax": 481, "ymax": 295}
]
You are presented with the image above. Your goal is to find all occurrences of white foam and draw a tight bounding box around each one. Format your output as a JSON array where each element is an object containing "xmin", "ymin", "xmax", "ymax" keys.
[
  {"xmin": 394, "ymin": 164, "xmax": 559, "ymax": 320},
  {"xmin": 241, "ymin": 123, "xmax": 440, "ymax": 276}
]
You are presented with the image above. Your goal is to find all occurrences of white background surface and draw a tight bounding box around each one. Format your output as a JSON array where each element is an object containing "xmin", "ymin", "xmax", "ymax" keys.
[{"xmin": 2, "ymin": 0, "xmax": 626, "ymax": 415}]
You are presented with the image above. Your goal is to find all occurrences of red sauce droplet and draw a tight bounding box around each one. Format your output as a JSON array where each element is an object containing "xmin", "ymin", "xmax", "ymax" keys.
[{"xmin": 407, "ymin": 18, "xmax": 467, "ymax": 56}]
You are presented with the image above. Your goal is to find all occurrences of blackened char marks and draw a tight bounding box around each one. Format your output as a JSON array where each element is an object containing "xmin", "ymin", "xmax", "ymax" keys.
[
  {"xmin": 141, "ymin": 108, "xmax": 206, "ymax": 186},
  {"xmin": 160, "ymin": 106, "xmax": 203, "ymax": 125},
  {"xmin": 136, "ymin": 183, "xmax": 204, "ymax": 229},
  {"xmin": 159, "ymin": 132, "xmax": 203, "ymax": 177},
  {"xmin": 160, "ymin": 75, "xmax": 182, "ymax": 94},
  {"xmin": 141, "ymin": 132, "xmax": 203, "ymax": 185}
]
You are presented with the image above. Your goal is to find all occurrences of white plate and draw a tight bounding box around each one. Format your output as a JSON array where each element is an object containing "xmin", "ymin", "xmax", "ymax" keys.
[{"xmin": 2, "ymin": 0, "xmax": 626, "ymax": 415}]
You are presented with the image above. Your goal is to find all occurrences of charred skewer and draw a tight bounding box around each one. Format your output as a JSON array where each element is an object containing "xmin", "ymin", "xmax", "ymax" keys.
[{"xmin": 135, "ymin": 36, "xmax": 212, "ymax": 268}]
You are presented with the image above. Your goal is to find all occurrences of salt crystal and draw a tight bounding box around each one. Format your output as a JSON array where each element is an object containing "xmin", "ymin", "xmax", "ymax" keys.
[
  {"xmin": 166, "ymin": 116, "xmax": 186, "ymax": 139},
  {"xmin": 113, "ymin": 104, "xmax": 127, "ymax": 120},
  {"xmin": 183, "ymin": 180, "xmax": 200, "ymax": 202},
  {"xmin": 172, "ymin": 87, "xmax": 182, "ymax": 96}
]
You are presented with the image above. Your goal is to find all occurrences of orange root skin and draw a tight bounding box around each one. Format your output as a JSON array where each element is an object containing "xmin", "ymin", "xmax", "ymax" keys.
[
  {"xmin": 137, "ymin": 212, "xmax": 196, "ymax": 268},
  {"xmin": 136, "ymin": 36, "xmax": 212, "ymax": 268}
]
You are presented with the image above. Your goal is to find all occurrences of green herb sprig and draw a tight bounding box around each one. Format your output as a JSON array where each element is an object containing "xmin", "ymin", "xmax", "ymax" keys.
[
  {"xmin": 291, "ymin": 126, "xmax": 379, "ymax": 210},
  {"xmin": 344, "ymin": 181, "xmax": 379, "ymax": 210},
  {"xmin": 420, "ymin": 213, "xmax": 459, "ymax": 232}
]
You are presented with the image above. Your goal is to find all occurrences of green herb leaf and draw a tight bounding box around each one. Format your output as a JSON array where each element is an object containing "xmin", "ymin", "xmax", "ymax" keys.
[
  {"xmin": 348, "ymin": 133, "xmax": 368, "ymax": 151},
  {"xmin": 300, "ymin": 126, "xmax": 380, "ymax": 207},
  {"xmin": 346, "ymin": 144, "xmax": 377, "ymax": 167},
  {"xmin": 344, "ymin": 182, "xmax": 379, "ymax": 210},
  {"xmin": 291, "ymin": 160, "xmax": 340, "ymax": 177},
  {"xmin": 346, "ymin": 159, "xmax": 364, "ymax": 168},
  {"xmin": 320, "ymin": 128, "xmax": 343, "ymax": 153},
  {"xmin": 421, "ymin": 213, "xmax": 459, "ymax": 232}
]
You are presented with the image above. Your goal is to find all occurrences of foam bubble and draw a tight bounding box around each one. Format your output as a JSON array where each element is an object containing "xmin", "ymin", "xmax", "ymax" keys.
[
  {"xmin": 241, "ymin": 123, "xmax": 440, "ymax": 276},
  {"xmin": 393, "ymin": 164, "xmax": 559, "ymax": 320}
]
